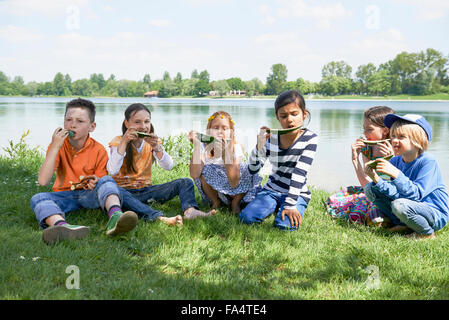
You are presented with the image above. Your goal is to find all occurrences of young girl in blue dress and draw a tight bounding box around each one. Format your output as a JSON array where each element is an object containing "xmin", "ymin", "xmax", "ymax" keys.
[{"xmin": 189, "ymin": 111, "xmax": 262, "ymax": 214}]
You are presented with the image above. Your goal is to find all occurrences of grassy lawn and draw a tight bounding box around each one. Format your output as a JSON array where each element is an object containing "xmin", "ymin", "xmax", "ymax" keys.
[{"xmin": 1, "ymin": 137, "xmax": 449, "ymax": 300}]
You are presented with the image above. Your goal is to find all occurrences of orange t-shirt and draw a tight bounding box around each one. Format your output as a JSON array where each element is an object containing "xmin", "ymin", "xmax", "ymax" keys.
[
  {"xmin": 108, "ymin": 136, "xmax": 155, "ymax": 189},
  {"xmin": 49, "ymin": 136, "xmax": 108, "ymax": 192}
]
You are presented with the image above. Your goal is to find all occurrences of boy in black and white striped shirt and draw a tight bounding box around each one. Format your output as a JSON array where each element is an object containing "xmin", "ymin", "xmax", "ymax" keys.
[{"xmin": 240, "ymin": 90, "xmax": 318, "ymax": 231}]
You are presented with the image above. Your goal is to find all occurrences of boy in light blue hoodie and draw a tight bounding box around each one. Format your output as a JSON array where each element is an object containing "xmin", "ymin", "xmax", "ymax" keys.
[{"xmin": 364, "ymin": 114, "xmax": 449, "ymax": 239}]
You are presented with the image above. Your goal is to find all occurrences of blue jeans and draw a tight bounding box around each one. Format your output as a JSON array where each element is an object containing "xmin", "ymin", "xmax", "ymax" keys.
[
  {"xmin": 30, "ymin": 176, "xmax": 122, "ymax": 229},
  {"xmin": 239, "ymin": 189, "xmax": 308, "ymax": 231},
  {"xmin": 122, "ymin": 178, "xmax": 199, "ymax": 221},
  {"xmin": 364, "ymin": 182, "xmax": 440, "ymax": 235}
]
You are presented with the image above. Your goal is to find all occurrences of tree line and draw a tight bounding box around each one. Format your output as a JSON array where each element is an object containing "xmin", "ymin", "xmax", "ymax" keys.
[{"xmin": 1, "ymin": 48, "xmax": 448, "ymax": 98}]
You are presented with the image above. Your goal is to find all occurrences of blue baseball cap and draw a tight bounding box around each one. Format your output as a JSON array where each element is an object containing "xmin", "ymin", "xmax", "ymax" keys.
[{"xmin": 384, "ymin": 113, "xmax": 432, "ymax": 142}]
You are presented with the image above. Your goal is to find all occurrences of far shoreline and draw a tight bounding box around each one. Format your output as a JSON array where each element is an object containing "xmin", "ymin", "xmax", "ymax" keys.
[{"xmin": 1, "ymin": 94, "xmax": 449, "ymax": 102}]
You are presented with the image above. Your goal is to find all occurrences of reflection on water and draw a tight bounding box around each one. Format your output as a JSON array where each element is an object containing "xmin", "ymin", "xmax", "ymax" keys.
[{"xmin": 1, "ymin": 97, "xmax": 448, "ymax": 192}]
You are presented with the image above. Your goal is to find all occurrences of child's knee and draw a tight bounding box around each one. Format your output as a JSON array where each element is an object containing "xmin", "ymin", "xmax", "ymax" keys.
[
  {"xmin": 30, "ymin": 192, "xmax": 50, "ymax": 209},
  {"xmin": 391, "ymin": 199, "xmax": 410, "ymax": 220},
  {"xmin": 239, "ymin": 208, "xmax": 259, "ymax": 225},
  {"xmin": 97, "ymin": 175, "xmax": 114, "ymax": 186},
  {"xmin": 180, "ymin": 177, "xmax": 194, "ymax": 189}
]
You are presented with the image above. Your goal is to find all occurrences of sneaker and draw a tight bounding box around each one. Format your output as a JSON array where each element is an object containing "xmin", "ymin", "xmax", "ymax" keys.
[
  {"xmin": 106, "ymin": 211, "xmax": 138, "ymax": 236},
  {"xmin": 42, "ymin": 224, "xmax": 89, "ymax": 245}
]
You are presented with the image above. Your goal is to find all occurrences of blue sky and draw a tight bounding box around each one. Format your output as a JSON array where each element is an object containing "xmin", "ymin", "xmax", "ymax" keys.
[{"xmin": 1, "ymin": 0, "xmax": 448, "ymax": 83}]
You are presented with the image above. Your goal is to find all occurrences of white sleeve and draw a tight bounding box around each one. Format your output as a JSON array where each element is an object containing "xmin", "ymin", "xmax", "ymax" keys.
[
  {"xmin": 154, "ymin": 150, "xmax": 174, "ymax": 170},
  {"xmin": 107, "ymin": 146, "xmax": 125, "ymax": 175}
]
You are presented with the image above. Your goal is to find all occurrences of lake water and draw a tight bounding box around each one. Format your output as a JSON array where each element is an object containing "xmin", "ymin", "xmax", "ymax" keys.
[{"xmin": 1, "ymin": 97, "xmax": 448, "ymax": 192}]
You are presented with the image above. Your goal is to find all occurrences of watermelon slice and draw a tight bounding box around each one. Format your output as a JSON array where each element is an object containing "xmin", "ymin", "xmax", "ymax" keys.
[
  {"xmin": 266, "ymin": 125, "xmax": 302, "ymax": 135},
  {"xmin": 366, "ymin": 154, "xmax": 394, "ymax": 169},
  {"xmin": 361, "ymin": 138, "xmax": 390, "ymax": 146}
]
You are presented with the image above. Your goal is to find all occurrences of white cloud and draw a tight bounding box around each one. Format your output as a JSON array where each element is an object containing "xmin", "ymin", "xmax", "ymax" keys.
[
  {"xmin": 338, "ymin": 28, "xmax": 409, "ymax": 69},
  {"xmin": 276, "ymin": 0, "xmax": 352, "ymax": 30},
  {"xmin": 186, "ymin": 0, "xmax": 232, "ymax": 6},
  {"xmin": 393, "ymin": 0, "xmax": 449, "ymax": 20},
  {"xmin": 148, "ymin": 19, "xmax": 174, "ymax": 28},
  {"xmin": 0, "ymin": 25, "xmax": 44, "ymax": 43},
  {"xmin": 0, "ymin": 0, "xmax": 89, "ymax": 16},
  {"xmin": 258, "ymin": 4, "xmax": 276, "ymax": 25}
]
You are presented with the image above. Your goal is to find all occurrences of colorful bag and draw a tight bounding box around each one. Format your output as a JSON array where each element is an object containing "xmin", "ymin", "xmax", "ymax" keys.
[{"xmin": 325, "ymin": 186, "xmax": 384, "ymax": 225}]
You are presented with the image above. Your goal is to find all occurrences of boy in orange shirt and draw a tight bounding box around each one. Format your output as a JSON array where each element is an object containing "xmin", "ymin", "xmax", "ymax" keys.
[{"xmin": 30, "ymin": 98, "xmax": 138, "ymax": 244}]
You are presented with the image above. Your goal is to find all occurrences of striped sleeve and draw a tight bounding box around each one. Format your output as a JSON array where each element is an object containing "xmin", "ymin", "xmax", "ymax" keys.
[
  {"xmin": 284, "ymin": 134, "xmax": 318, "ymax": 209},
  {"xmin": 248, "ymin": 142, "xmax": 268, "ymax": 174}
]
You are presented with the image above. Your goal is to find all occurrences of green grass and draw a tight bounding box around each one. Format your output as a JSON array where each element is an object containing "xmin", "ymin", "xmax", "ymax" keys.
[{"xmin": 1, "ymin": 137, "xmax": 449, "ymax": 300}]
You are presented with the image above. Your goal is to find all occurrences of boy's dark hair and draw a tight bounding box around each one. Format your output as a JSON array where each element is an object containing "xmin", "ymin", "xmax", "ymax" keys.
[
  {"xmin": 65, "ymin": 98, "xmax": 96, "ymax": 122},
  {"xmin": 364, "ymin": 106, "xmax": 394, "ymax": 128},
  {"xmin": 274, "ymin": 90, "xmax": 310, "ymax": 125}
]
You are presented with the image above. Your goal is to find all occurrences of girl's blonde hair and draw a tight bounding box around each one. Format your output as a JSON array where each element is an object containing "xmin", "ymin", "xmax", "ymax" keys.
[
  {"xmin": 206, "ymin": 111, "xmax": 236, "ymax": 157},
  {"xmin": 390, "ymin": 120, "xmax": 428, "ymax": 155}
]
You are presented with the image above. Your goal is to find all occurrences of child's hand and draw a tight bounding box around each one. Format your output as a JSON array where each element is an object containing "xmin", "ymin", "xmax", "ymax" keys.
[
  {"xmin": 188, "ymin": 131, "xmax": 200, "ymax": 144},
  {"xmin": 364, "ymin": 162, "xmax": 379, "ymax": 182},
  {"xmin": 84, "ymin": 175, "xmax": 98, "ymax": 190},
  {"xmin": 376, "ymin": 140, "xmax": 394, "ymax": 157},
  {"xmin": 123, "ymin": 127, "xmax": 138, "ymax": 143},
  {"xmin": 351, "ymin": 138, "xmax": 365, "ymax": 162},
  {"xmin": 257, "ymin": 126, "xmax": 270, "ymax": 152},
  {"xmin": 144, "ymin": 133, "xmax": 159, "ymax": 149},
  {"xmin": 374, "ymin": 158, "xmax": 400, "ymax": 179},
  {"xmin": 51, "ymin": 127, "xmax": 68, "ymax": 150},
  {"xmin": 281, "ymin": 208, "xmax": 302, "ymax": 228}
]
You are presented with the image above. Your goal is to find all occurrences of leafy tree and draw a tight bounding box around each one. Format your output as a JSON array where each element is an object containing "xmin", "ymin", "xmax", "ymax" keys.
[
  {"xmin": 243, "ymin": 80, "xmax": 255, "ymax": 97},
  {"xmin": 101, "ymin": 79, "xmax": 118, "ymax": 97},
  {"xmin": 25, "ymin": 81, "xmax": 39, "ymax": 96},
  {"xmin": 319, "ymin": 76, "xmax": 339, "ymax": 96},
  {"xmin": 181, "ymin": 78, "xmax": 198, "ymax": 96},
  {"xmin": 53, "ymin": 73, "xmax": 66, "ymax": 96},
  {"xmin": 174, "ymin": 72, "xmax": 182, "ymax": 83},
  {"xmin": 163, "ymin": 71, "xmax": 171, "ymax": 81},
  {"xmin": 0, "ymin": 71, "xmax": 9, "ymax": 83},
  {"xmin": 251, "ymin": 78, "xmax": 264, "ymax": 95},
  {"xmin": 322, "ymin": 61, "xmax": 352, "ymax": 79},
  {"xmin": 367, "ymin": 70, "xmax": 391, "ymax": 96},
  {"xmin": 193, "ymin": 79, "xmax": 210, "ymax": 96},
  {"xmin": 191, "ymin": 69, "xmax": 199, "ymax": 79},
  {"xmin": 89, "ymin": 73, "xmax": 106, "ymax": 90},
  {"xmin": 199, "ymin": 70, "xmax": 210, "ymax": 83},
  {"xmin": 71, "ymin": 79, "xmax": 93, "ymax": 96},
  {"xmin": 143, "ymin": 74, "xmax": 151, "ymax": 87},
  {"xmin": 64, "ymin": 74, "xmax": 72, "ymax": 91},
  {"xmin": 355, "ymin": 63, "xmax": 376, "ymax": 94},
  {"xmin": 37, "ymin": 82, "xmax": 54, "ymax": 96},
  {"xmin": 214, "ymin": 80, "xmax": 230, "ymax": 97},
  {"xmin": 265, "ymin": 63, "xmax": 288, "ymax": 95},
  {"xmin": 226, "ymin": 77, "xmax": 244, "ymax": 90}
]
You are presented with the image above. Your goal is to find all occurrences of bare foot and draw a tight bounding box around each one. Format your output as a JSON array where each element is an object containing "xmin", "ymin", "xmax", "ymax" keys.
[
  {"xmin": 158, "ymin": 215, "xmax": 183, "ymax": 227},
  {"xmin": 405, "ymin": 232, "xmax": 436, "ymax": 240},
  {"xmin": 387, "ymin": 225, "xmax": 411, "ymax": 234},
  {"xmin": 184, "ymin": 207, "xmax": 216, "ymax": 220}
]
